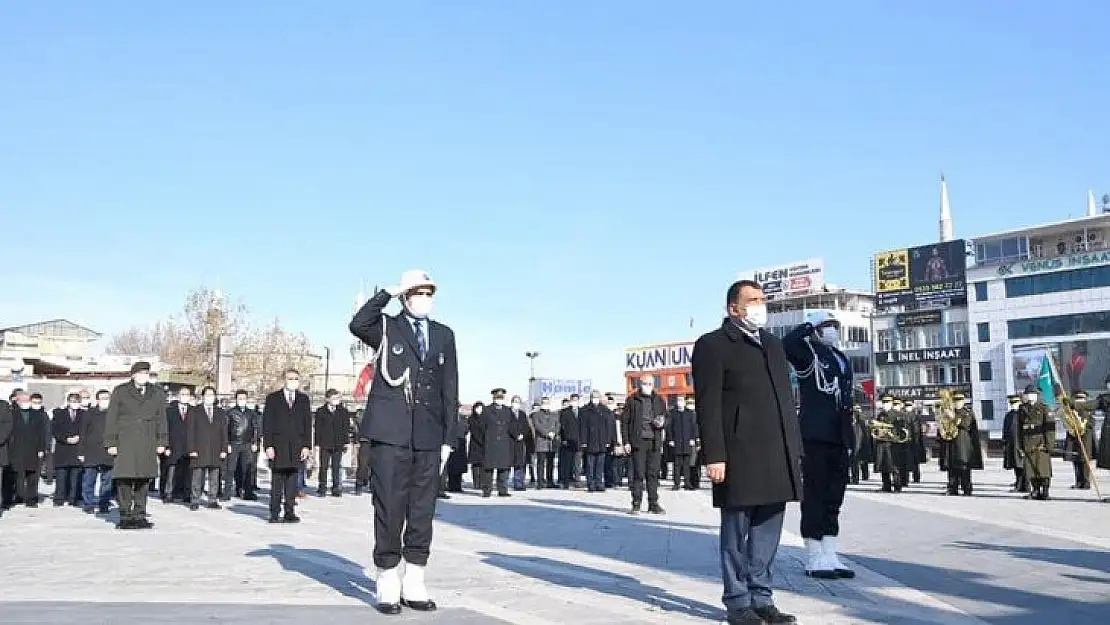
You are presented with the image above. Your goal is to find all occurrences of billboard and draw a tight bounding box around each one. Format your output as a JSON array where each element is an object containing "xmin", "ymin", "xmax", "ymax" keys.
[
  {"xmin": 874, "ymin": 240, "xmax": 967, "ymax": 312},
  {"xmin": 529, "ymin": 378, "xmax": 593, "ymax": 401},
  {"xmin": 745, "ymin": 258, "xmax": 825, "ymax": 301},
  {"xmin": 878, "ymin": 383, "xmax": 972, "ymax": 402},
  {"xmin": 1011, "ymin": 339, "xmax": 1110, "ymax": 397},
  {"xmin": 875, "ymin": 345, "xmax": 969, "ymax": 365},
  {"xmin": 624, "ymin": 342, "xmax": 695, "ymax": 372}
]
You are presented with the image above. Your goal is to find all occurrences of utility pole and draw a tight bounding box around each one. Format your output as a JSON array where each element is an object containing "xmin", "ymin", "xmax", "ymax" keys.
[
  {"xmin": 525, "ymin": 351, "xmax": 540, "ymax": 405},
  {"xmin": 324, "ymin": 346, "xmax": 331, "ymax": 394}
]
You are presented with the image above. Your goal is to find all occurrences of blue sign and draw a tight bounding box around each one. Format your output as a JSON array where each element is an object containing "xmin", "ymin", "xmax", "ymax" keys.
[{"xmin": 535, "ymin": 378, "xmax": 593, "ymax": 397}]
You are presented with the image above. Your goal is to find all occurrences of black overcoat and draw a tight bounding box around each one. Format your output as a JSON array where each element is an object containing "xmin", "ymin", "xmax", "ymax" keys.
[
  {"xmin": 559, "ymin": 406, "xmax": 581, "ymax": 445},
  {"xmin": 938, "ymin": 409, "xmax": 984, "ymax": 471},
  {"xmin": 467, "ymin": 407, "xmax": 486, "ymax": 468},
  {"xmin": 510, "ymin": 409, "xmax": 530, "ymax": 466},
  {"xmin": 187, "ymin": 405, "xmax": 230, "ymax": 469},
  {"xmin": 51, "ymin": 407, "xmax": 85, "ymax": 467},
  {"xmin": 314, "ymin": 405, "xmax": 352, "ymax": 450},
  {"xmin": 9, "ymin": 407, "xmax": 48, "ymax": 471},
  {"xmin": 1002, "ymin": 408, "xmax": 1022, "ymax": 469},
  {"xmin": 105, "ymin": 381, "xmax": 168, "ymax": 479},
  {"xmin": 1097, "ymin": 394, "xmax": 1110, "ymax": 469},
  {"xmin": 479, "ymin": 403, "xmax": 513, "ymax": 470},
  {"xmin": 578, "ymin": 403, "xmax": 615, "ymax": 454},
  {"xmin": 0, "ymin": 400, "xmax": 13, "ymax": 467},
  {"xmin": 263, "ymin": 389, "xmax": 312, "ymax": 471},
  {"xmin": 165, "ymin": 401, "xmax": 191, "ymax": 462},
  {"xmin": 445, "ymin": 414, "xmax": 469, "ymax": 475},
  {"xmin": 666, "ymin": 408, "xmax": 700, "ymax": 456},
  {"xmin": 691, "ymin": 320, "xmax": 803, "ymax": 508},
  {"xmin": 78, "ymin": 407, "xmax": 114, "ymax": 468}
]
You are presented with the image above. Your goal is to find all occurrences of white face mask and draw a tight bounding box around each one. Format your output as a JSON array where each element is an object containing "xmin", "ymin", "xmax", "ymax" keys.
[
  {"xmin": 328, "ymin": 398, "xmax": 341, "ymax": 407},
  {"xmin": 492, "ymin": 398, "xmax": 504, "ymax": 406},
  {"xmin": 97, "ymin": 400, "xmax": 111, "ymax": 410},
  {"xmin": 1023, "ymin": 394, "xmax": 1038, "ymax": 403},
  {"xmin": 203, "ymin": 395, "xmax": 216, "ymax": 406},
  {"xmin": 881, "ymin": 402, "xmax": 892, "ymax": 410},
  {"xmin": 68, "ymin": 402, "xmax": 81, "ymax": 410},
  {"xmin": 744, "ymin": 304, "xmax": 768, "ymax": 328},
  {"xmin": 474, "ymin": 406, "xmax": 483, "ymax": 415},
  {"xmin": 570, "ymin": 401, "xmax": 579, "ymax": 409},
  {"xmin": 640, "ymin": 384, "xmax": 653, "ymax": 394},
  {"xmin": 81, "ymin": 398, "xmax": 91, "ymax": 407},
  {"xmin": 285, "ymin": 379, "xmax": 300, "ymax": 391},
  {"xmin": 406, "ymin": 294, "xmax": 434, "ymax": 319},
  {"xmin": 541, "ymin": 403, "xmax": 551, "ymax": 411},
  {"xmin": 236, "ymin": 399, "xmax": 247, "ymax": 408},
  {"xmin": 133, "ymin": 373, "xmax": 150, "ymax": 386},
  {"xmin": 687, "ymin": 403, "xmax": 695, "ymax": 411},
  {"xmin": 818, "ymin": 326, "xmax": 840, "ymax": 345},
  {"xmin": 954, "ymin": 400, "xmax": 966, "ymax": 410},
  {"xmin": 246, "ymin": 402, "xmax": 256, "ymax": 410},
  {"xmin": 676, "ymin": 401, "xmax": 686, "ymax": 410},
  {"xmin": 179, "ymin": 396, "xmax": 192, "ymax": 405},
  {"xmin": 511, "ymin": 402, "xmax": 521, "ymax": 410},
  {"xmin": 590, "ymin": 396, "xmax": 600, "ymax": 405},
  {"xmin": 17, "ymin": 402, "xmax": 30, "ymax": 410},
  {"xmin": 31, "ymin": 403, "xmax": 42, "ymax": 410}
]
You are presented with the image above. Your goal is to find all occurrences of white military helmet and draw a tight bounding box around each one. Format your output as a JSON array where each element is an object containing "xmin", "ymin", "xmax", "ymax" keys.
[
  {"xmin": 397, "ymin": 269, "xmax": 436, "ymax": 295},
  {"xmin": 805, "ymin": 309, "xmax": 839, "ymax": 329}
]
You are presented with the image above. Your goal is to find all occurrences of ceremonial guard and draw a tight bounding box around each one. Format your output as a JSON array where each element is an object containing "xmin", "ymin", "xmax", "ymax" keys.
[
  {"xmin": 578, "ymin": 390, "xmax": 615, "ymax": 492},
  {"xmin": 937, "ymin": 392, "xmax": 983, "ymax": 496},
  {"xmin": 1064, "ymin": 391, "xmax": 1096, "ymax": 489},
  {"xmin": 509, "ymin": 396, "xmax": 531, "ymax": 491},
  {"xmin": 558, "ymin": 395, "xmax": 582, "ymax": 488},
  {"xmin": 223, "ymin": 390, "xmax": 260, "ymax": 501},
  {"xmin": 8, "ymin": 391, "xmax": 48, "ymax": 507},
  {"xmin": 162, "ymin": 388, "xmax": 192, "ymax": 503},
  {"xmin": 51, "ymin": 392, "xmax": 86, "ymax": 507},
  {"xmin": 531, "ymin": 397, "xmax": 560, "ymax": 489},
  {"xmin": 348, "ymin": 270, "xmax": 459, "ymax": 615},
  {"xmin": 314, "ymin": 389, "xmax": 351, "ymax": 497},
  {"xmin": 666, "ymin": 395, "xmax": 699, "ymax": 490},
  {"xmin": 187, "ymin": 386, "xmax": 229, "ymax": 510},
  {"xmin": 262, "ymin": 369, "xmax": 312, "ymax": 524},
  {"xmin": 1018, "ymin": 384, "xmax": 1054, "ymax": 501},
  {"xmin": 78, "ymin": 389, "xmax": 114, "ymax": 515},
  {"xmin": 105, "ymin": 362, "xmax": 168, "ymax": 529},
  {"xmin": 782, "ymin": 311, "xmax": 855, "ymax": 580},
  {"xmin": 624, "ymin": 375, "xmax": 668, "ymax": 515},
  {"xmin": 872, "ymin": 397, "xmax": 909, "ymax": 493},
  {"xmin": 478, "ymin": 389, "xmax": 514, "ymax": 498},
  {"xmin": 466, "ymin": 402, "xmax": 485, "ymax": 490},
  {"xmin": 1001, "ymin": 395, "xmax": 1028, "ymax": 492}
]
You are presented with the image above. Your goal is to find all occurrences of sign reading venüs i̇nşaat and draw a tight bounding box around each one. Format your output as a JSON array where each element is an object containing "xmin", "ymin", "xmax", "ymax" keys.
[{"xmin": 624, "ymin": 342, "xmax": 695, "ymax": 372}]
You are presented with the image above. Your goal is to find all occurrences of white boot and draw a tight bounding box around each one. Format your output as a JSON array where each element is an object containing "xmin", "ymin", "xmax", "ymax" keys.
[
  {"xmin": 821, "ymin": 536, "xmax": 855, "ymax": 579},
  {"xmin": 804, "ymin": 538, "xmax": 835, "ymax": 578},
  {"xmin": 400, "ymin": 562, "xmax": 437, "ymax": 610},
  {"xmin": 375, "ymin": 566, "xmax": 401, "ymax": 608}
]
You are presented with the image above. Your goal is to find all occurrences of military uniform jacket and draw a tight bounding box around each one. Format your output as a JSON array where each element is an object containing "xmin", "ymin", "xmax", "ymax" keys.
[
  {"xmin": 1018, "ymin": 402, "xmax": 1054, "ymax": 479},
  {"xmin": 51, "ymin": 407, "xmax": 85, "ymax": 467},
  {"xmin": 479, "ymin": 404, "xmax": 514, "ymax": 469},
  {"xmin": 78, "ymin": 408, "xmax": 113, "ymax": 468},
  {"xmin": 0, "ymin": 400, "xmax": 13, "ymax": 467},
  {"xmin": 9, "ymin": 406, "xmax": 48, "ymax": 471},
  {"xmin": 907, "ymin": 413, "xmax": 928, "ymax": 465},
  {"xmin": 872, "ymin": 409, "xmax": 911, "ymax": 474},
  {"xmin": 349, "ymin": 289, "xmax": 459, "ymax": 451},
  {"xmin": 165, "ymin": 402, "xmax": 191, "ymax": 462},
  {"xmin": 578, "ymin": 403, "xmax": 616, "ymax": 454},
  {"xmin": 781, "ymin": 323, "xmax": 854, "ymax": 447},
  {"xmin": 314, "ymin": 405, "xmax": 352, "ymax": 449},
  {"xmin": 187, "ymin": 405, "xmax": 229, "ymax": 468},
  {"xmin": 691, "ymin": 319, "xmax": 803, "ymax": 508},
  {"xmin": 666, "ymin": 408, "xmax": 699, "ymax": 456},
  {"xmin": 263, "ymin": 390, "xmax": 312, "ymax": 471},
  {"xmin": 1063, "ymin": 407, "xmax": 1096, "ymax": 463},
  {"xmin": 105, "ymin": 382, "xmax": 169, "ymax": 479},
  {"xmin": 938, "ymin": 408, "xmax": 984, "ymax": 471},
  {"xmin": 1002, "ymin": 408, "xmax": 1022, "ymax": 470},
  {"xmin": 531, "ymin": 409, "xmax": 560, "ymax": 454}
]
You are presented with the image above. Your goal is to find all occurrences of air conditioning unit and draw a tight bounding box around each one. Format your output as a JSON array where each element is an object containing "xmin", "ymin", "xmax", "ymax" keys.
[
  {"xmin": 1030, "ymin": 239, "xmax": 1044, "ymax": 258},
  {"xmin": 1088, "ymin": 230, "xmax": 1105, "ymax": 250}
]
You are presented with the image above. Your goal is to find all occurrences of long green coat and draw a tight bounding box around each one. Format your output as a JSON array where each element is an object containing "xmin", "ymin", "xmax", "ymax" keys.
[
  {"xmin": 105, "ymin": 381, "xmax": 168, "ymax": 479},
  {"xmin": 1018, "ymin": 402, "xmax": 1054, "ymax": 480}
]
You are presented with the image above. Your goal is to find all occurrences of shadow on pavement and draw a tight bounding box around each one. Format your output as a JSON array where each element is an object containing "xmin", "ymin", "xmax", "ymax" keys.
[
  {"xmin": 245, "ymin": 543, "xmax": 376, "ymax": 604},
  {"xmin": 952, "ymin": 541, "xmax": 1110, "ymax": 577}
]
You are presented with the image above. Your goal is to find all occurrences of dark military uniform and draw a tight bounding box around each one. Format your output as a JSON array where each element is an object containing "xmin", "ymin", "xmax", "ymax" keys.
[
  {"xmin": 479, "ymin": 391, "xmax": 514, "ymax": 497},
  {"xmin": 1063, "ymin": 392, "xmax": 1096, "ymax": 489},
  {"xmin": 1098, "ymin": 392, "xmax": 1110, "ymax": 470},
  {"xmin": 1001, "ymin": 396, "xmax": 1027, "ymax": 492},
  {"xmin": 849, "ymin": 407, "xmax": 873, "ymax": 484},
  {"xmin": 937, "ymin": 395, "xmax": 984, "ymax": 496},
  {"xmin": 1017, "ymin": 385, "xmax": 1054, "ymax": 500},
  {"xmin": 872, "ymin": 398, "xmax": 910, "ymax": 493}
]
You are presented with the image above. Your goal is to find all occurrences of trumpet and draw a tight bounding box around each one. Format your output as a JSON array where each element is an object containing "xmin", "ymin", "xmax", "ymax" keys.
[
  {"xmin": 869, "ymin": 419, "xmax": 910, "ymax": 444},
  {"xmin": 936, "ymin": 389, "xmax": 959, "ymax": 441}
]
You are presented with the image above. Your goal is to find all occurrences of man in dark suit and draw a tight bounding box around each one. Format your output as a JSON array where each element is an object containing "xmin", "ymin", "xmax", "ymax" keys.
[
  {"xmin": 263, "ymin": 369, "xmax": 312, "ymax": 524},
  {"xmin": 51, "ymin": 392, "xmax": 87, "ymax": 507},
  {"xmin": 692, "ymin": 280, "xmax": 802, "ymax": 625},
  {"xmin": 349, "ymin": 269, "xmax": 458, "ymax": 616}
]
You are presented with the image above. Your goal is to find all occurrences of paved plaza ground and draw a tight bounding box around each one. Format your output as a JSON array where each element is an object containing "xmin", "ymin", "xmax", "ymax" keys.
[{"xmin": 1, "ymin": 459, "xmax": 1108, "ymax": 624}]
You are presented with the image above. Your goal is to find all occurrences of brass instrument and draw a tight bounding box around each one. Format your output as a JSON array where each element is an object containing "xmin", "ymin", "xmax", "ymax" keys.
[
  {"xmin": 1058, "ymin": 395, "xmax": 1087, "ymax": 439},
  {"xmin": 936, "ymin": 389, "xmax": 959, "ymax": 441},
  {"xmin": 869, "ymin": 419, "xmax": 910, "ymax": 444}
]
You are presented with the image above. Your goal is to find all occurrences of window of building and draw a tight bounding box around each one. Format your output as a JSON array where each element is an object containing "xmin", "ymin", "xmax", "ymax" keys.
[
  {"xmin": 876, "ymin": 329, "xmax": 893, "ymax": 352},
  {"xmin": 975, "ymin": 237, "xmax": 1028, "ymax": 264},
  {"xmin": 979, "ymin": 399, "xmax": 994, "ymax": 422},
  {"xmin": 976, "ymin": 322, "xmax": 990, "ymax": 342},
  {"xmin": 667, "ymin": 375, "xmax": 676, "ymax": 388},
  {"xmin": 903, "ymin": 366, "xmax": 922, "ymax": 385},
  {"xmin": 954, "ymin": 363, "xmax": 971, "ymax": 384},
  {"xmin": 849, "ymin": 356, "xmax": 870, "ymax": 375},
  {"xmin": 652, "ymin": 375, "xmax": 662, "ymax": 389},
  {"xmin": 847, "ymin": 326, "xmax": 869, "ymax": 344},
  {"xmin": 925, "ymin": 365, "xmax": 946, "ymax": 385},
  {"xmin": 946, "ymin": 322, "xmax": 966, "ymax": 346},
  {"xmin": 1005, "ymin": 264, "xmax": 1110, "ymax": 298},
  {"xmin": 876, "ymin": 368, "xmax": 894, "ymax": 387},
  {"xmin": 923, "ymin": 327, "xmax": 943, "ymax": 348},
  {"xmin": 1007, "ymin": 311, "xmax": 1110, "ymax": 340},
  {"xmin": 974, "ymin": 282, "xmax": 988, "ymax": 301},
  {"xmin": 684, "ymin": 373, "xmax": 692, "ymax": 387},
  {"xmin": 901, "ymin": 330, "xmax": 918, "ymax": 350},
  {"xmin": 978, "ymin": 361, "xmax": 993, "ymax": 381}
]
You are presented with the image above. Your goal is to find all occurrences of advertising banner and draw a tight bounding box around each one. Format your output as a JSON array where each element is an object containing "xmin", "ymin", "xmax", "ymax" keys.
[
  {"xmin": 1011, "ymin": 339, "xmax": 1110, "ymax": 398},
  {"xmin": 875, "ymin": 346, "xmax": 969, "ymax": 365},
  {"xmin": 874, "ymin": 240, "xmax": 968, "ymax": 312},
  {"xmin": 744, "ymin": 258, "xmax": 825, "ymax": 301},
  {"xmin": 529, "ymin": 378, "xmax": 593, "ymax": 400},
  {"xmin": 895, "ymin": 310, "xmax": 943, "ymax": 328},
  {"xmin": 877, "ymin": 383, "xmax": 972, "ymax": 401},
  {"xmin": 624, "ymin": 342, "xmax": 695, "ymax": 372}
]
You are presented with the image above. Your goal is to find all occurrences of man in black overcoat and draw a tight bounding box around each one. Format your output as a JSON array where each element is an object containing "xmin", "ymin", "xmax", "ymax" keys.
[
  {"xmin": 105, "ymin": 362, "xmax": 168, "ymax": 529},
  {"xmin": 263, "ymin": 369, "xmax": 312, "ymax": 524},
  {"xmin": 314, "ymin": 388, "xmax": 351, "ymax": 497},
  {"xmin": 78, "ymin": 389, "xmax": 115, "ymax": 515},
  {"xmin": 557, "ymin": 394, "xmax": 581, "ymax": 488},
  {"xmin": 467, "ymin": 403, "xmax": 486, "ymax": 491},
  {"xmin": 1001, "ymin": 395, "xmax": 1027, "ymax": 492},
  {"xmin": 9, "ymin": 390, "xmax": 48, "ymax": 507},
  {"xmin": 692, "ymin": 280, "xmax": 801, "ymax": 625},
  {"xmin": 51, "ymin": 391, "xmax": 86, "ymax": 506},
  {"xmin": 0, "ymin": 395, "xmax": 13, "ymax": 516},
  {"xmin": 348, "ymin": 269, "xmax": 458, "ymax": 615},
  {"xmin": 187, "ymin": 386, "xmax": 229, "ymax": 510},
  {"xmin": 666, "ymin": 395, "xmax": 699, "ymax": 491},
  {"xmin": 479, "ymin": 388, "xmax": 514, "ymax": 498},
  {"xmin": 161, "ymin": 387, "xmax": 193, "ymax": 503},
  {"xmin": 578, "ymin": 390, "xmax": 615, "ymax": 492}
]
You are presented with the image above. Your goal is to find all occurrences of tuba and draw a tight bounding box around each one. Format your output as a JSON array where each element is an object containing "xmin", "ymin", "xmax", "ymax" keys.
[
  {"xmin": 936, "ymin": 389, "xmax": 959, "ymax": 441},
  {"xmin": 869, "ymin": 419, "xmax": 910, "ymax": 444}
]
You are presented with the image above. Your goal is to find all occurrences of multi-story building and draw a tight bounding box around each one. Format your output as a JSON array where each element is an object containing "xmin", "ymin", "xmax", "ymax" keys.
[
  {"xmin": 623, "ymin": 341, "xmax": 693, "ymax": 406},
  {"xmin": 967, "ymin": 196, "xmax": 1110, "ymax": 434}
]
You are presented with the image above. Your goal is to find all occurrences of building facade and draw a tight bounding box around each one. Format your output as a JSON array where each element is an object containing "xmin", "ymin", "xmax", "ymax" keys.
[
  {"xmin": 623, "ymin": 341, "xmax": 693, "ymax": 406},
  {"xmin": 967, "ymin": 212, "xmax": 1110, "ymax": 431}
]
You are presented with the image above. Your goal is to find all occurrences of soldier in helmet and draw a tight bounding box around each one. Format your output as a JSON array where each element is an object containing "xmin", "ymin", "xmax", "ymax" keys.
[
  {"xmin": 1064, "ymin": 390, "xmax": 1096, "ymax": 490},
  {"xmin": 1018, "ymin": 384, "xmax": 1054, "ymax": 500},
  {"xmin": 937, "ymin": 392, "xmax": 983, "ymax": 496}
]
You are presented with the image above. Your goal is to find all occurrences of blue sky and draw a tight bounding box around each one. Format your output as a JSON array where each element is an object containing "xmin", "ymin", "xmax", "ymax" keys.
[{"xmin": 2, "ymin": 1, "xmax": 1109, "ymax": 401}]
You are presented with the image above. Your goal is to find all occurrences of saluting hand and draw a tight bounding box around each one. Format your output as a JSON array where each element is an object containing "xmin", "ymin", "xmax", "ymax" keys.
[
  {"xmin": 107, "ymin": 446, "xmax": 118, "ymax": 456},
  {"xmin": 299, "ymin": 447, "xmax": 310, "ymax": 461},
  {"xmin": 706, "ymin": 462, "xmax": 727, "ymax": 484},
  {"xmin": 265, "ymin": 447, "xmax": 276, "ymax": 460}
]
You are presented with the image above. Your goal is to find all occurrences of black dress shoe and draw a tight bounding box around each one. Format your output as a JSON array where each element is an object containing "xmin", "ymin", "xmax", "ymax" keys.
[
  {"xmin": 834, "ymin": 566, "xmax": 856, "ymax": 579},
  {"xmin": 115, "ymin": 519, "xmax": 135, "ymax": 530},
  {"xmin": 754, "ymin": 605, "xmax": 797, "ymax": 623},
  {"xmin": 134, "ymin": 518, "xmax": 154, "ymax": 529},
  {"xmin": 726, "ymin": 608, "xmax": 765, "ymax": 624},
  {"xmin": 401, "ymin": 598, "xmax": 437, "ymax": 612},
  {"xmin": 375, "ymin": 602, "xmax": 402, "ymax": 615},
  {"xmin": 206, "ymin": 501, "xmax": 221, "ymax": 509},
  {"xmin": 437, "ymin": 492, "xmax": 450, "ymax": 499},
  {"xmin": 497, "ymin": 491, "xmax": 511, "ymax": 497},
  {"xmin": 268, "ymin": 516, "xmax": 283, "ymax": 524},
  {"xmin": 330, "ymin": 489, "xmax": 342, "ymax": 497},
  {"xmin": 648, "ymin": 503, "xmax": 666, "ymax": 515},
  {"xmin": 189, "ymin": 503, "xmax": 200, "ymax": 511},
  {"xmin": 284, "ymin": 514, "xmax": 301, "ymax": 523}
]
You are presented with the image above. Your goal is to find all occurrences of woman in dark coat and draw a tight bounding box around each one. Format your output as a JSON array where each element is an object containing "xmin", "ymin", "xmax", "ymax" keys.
[
  {"xmin": 186, "ymin": 386, "xmax": 229, "ymax": 510},
  {"xmin": 466, "ymin": 402, "xmax": 486, "ymax": 490}
]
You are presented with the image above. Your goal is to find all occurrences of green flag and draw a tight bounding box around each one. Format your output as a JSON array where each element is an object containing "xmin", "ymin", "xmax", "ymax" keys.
[{"xmin": 1037, "ymin": 354, "xmax": 1057, "ymax": 409}]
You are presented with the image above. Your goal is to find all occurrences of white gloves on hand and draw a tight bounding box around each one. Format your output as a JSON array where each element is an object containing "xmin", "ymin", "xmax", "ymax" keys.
[{"xmin": 440, "ymin": 445, "xmax": 452, "ymax": 463}]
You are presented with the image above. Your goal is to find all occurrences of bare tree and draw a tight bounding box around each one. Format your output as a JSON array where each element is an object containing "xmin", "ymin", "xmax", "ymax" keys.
[{"xmin": 233, "ymin": 318, "xmax": 320, "ymax": 395}]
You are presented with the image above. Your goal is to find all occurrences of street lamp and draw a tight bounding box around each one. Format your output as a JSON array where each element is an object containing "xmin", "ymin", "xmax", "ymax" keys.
[{"xmin": 525, "ymin": 351, "xmax": 540, "ymax": 403}]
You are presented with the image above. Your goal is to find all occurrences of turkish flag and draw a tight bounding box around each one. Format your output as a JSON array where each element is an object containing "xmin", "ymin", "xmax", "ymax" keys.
[
  {"xmin": 861, "ymin": 379, "xmax": 875, "ymax": 402},
  {"xmin": 353, "ymin": 363, "xmax": 374, "ymax": 401}
]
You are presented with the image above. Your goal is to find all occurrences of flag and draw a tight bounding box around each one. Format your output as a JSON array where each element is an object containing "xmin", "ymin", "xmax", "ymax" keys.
[
  {"xmin": 1037, "ymin": 354, "xmax": 1057, "ymax": 409},
  {"xmin": 353, "ymin": 363, "xmax": 374, "ymax": 401}
]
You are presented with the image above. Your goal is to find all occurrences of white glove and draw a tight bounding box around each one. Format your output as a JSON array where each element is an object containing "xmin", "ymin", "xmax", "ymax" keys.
[{"xmin": 439, "ymin": 445, "xmax": 452, "ymax": 473}]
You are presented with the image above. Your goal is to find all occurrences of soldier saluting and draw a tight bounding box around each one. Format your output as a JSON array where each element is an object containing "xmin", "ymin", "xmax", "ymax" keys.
[
  {"xmin": 1018, "ymin": 384, "xmax": 1054, "ymax": 501},
  {"xmin": 349, "ymin": 269, "xmax": 459, "ymax": 616}
]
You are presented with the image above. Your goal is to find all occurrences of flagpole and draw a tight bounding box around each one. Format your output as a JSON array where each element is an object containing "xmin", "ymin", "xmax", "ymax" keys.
[{"xmin": 1043, "ymin": 348, "xmax": 1103, "ymax": 501}]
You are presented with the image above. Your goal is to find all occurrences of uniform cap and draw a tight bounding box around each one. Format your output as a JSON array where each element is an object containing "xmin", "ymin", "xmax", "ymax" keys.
[
  {"xmin": 1074, "ymin": 391, "xmax": 1088, "ymax": 399},
  {"xmin": 398, "ymin": 269, "xmax": 436, "ymax": 295},
  {"xmin": 1007, "ymin": 395, "xmax": 1020, "ymax": 403},
  {"xmin": 130, "ymin": 361, "xmax": 152, "ymax": 374},
  {"xmin": 805, "ymin": 310, "xmax": 839, "ymax": 328},
  {"xmin": 490, "ymin": 388, "xmax": 507, "ymax": 398},
  {"xmin": 880, "ymin": 395, "xmax": 893, "ymax": 402},
  {"xmin": 1024, "ymin": 384, "xmax": 1037, "ymax": 395},
  {"xmin": 952, "ymin": 392, "xmax": 965, "ymax": 400}
]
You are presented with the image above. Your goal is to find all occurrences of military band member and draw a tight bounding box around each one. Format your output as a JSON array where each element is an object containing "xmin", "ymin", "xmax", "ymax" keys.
[
  {"xmin": 1064, "ymin": 391, "xmax": 1096, "ymax": 490},
  {"xmin": 1098, "ymin": 382, "xmax": 1110, "ymax": 471},
  {"xmin": 1018, "ymin": 384, "xmax": 1054, "ymax": 501},
  {"xmin": 899, "ymin": 400, "xmax": 920, "ymax": 486},
  {"xmin": 479, "ymin": 389, "xmax": 514, "ymax": 498},
  {"xmin": 1002, "ymin": 395, "xmax": 1028, "ymax": 492},
  {"xmin": 872, "ymin": 397, "xmax": 908, "ymax": 493},
  {"xmin": 938, "ymin": 392, "xmax": 983, "ymax": 496},
  {"xmin": 348, "ymin": 270, "xmax": 459, "ymax": 615}
]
